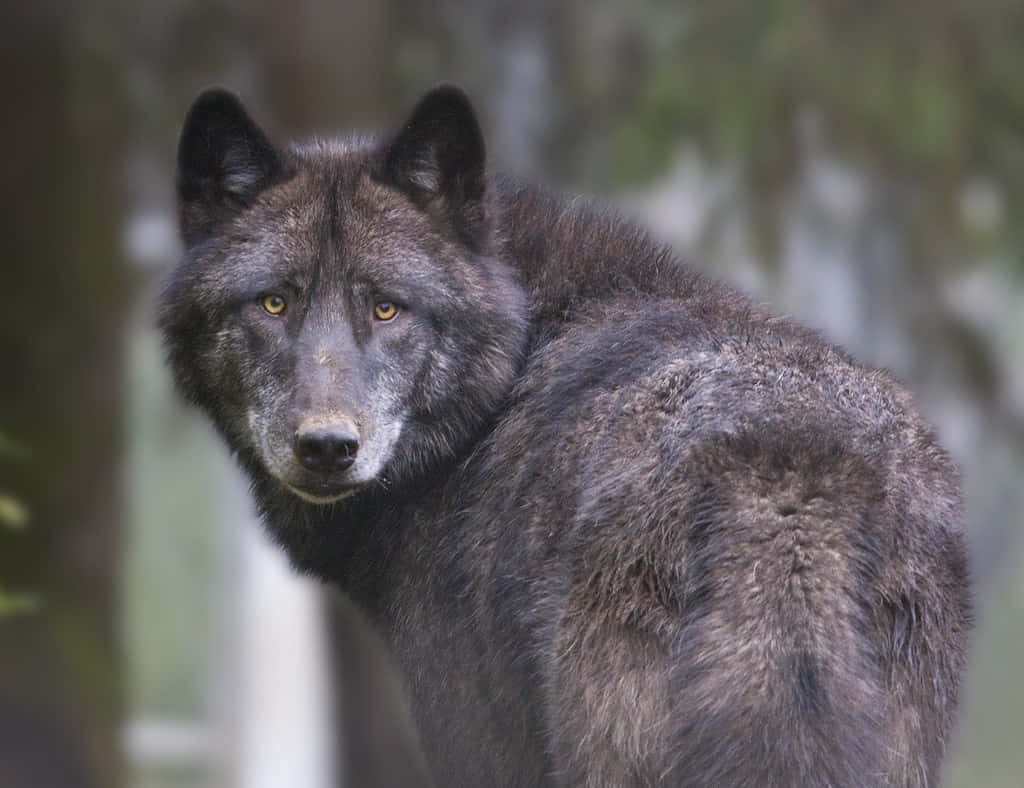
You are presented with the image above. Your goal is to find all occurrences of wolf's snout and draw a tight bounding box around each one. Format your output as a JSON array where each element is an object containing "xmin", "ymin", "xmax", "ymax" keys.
[{"xmin": 294, "ymin": 423, "xmax": 359, "ymax": 473}]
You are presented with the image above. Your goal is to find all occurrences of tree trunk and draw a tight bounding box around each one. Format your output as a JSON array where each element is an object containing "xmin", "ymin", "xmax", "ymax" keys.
[{"xmin": 0, "ymin": 4, "xmax": 127, "ymax": 786}]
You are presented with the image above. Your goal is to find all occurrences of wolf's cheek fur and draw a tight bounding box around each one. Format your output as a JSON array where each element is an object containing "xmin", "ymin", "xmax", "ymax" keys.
[{"xmin": 202, "ymin": 322, "xmax": 287, "ymax": 458}]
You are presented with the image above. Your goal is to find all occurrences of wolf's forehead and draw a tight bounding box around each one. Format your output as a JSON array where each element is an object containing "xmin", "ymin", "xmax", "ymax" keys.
[
  {"xmin": 284, "ymin": 157, "xmax": 438, "ymax": 250},
  {"xmin": 249, "ymin": 169, "xmax": 354, "ymax": 248},
  {"xmin": 235, "ymin": 162, "xmax": 437, "ymax": 282},
  {"xmin": 265, "ymin": 150, "xmax": 397, "ymax": 226}
]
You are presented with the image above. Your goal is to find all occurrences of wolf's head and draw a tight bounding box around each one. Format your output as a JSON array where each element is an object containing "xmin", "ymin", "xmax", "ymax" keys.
[{"xmin": 160, "ymin": 86, "xmax": 528, "ymax": 505}]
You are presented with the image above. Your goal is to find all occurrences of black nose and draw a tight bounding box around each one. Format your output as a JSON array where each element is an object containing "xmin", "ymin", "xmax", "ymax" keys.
[{"xmin": 294, "ymin": 424, "xmax": 359, "ymax": 473}]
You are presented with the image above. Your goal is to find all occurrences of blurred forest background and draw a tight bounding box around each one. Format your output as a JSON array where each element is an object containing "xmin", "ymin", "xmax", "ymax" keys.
[{"xmin": 2, "ymin": 0, "xmax": 1023, "ymax": 786}]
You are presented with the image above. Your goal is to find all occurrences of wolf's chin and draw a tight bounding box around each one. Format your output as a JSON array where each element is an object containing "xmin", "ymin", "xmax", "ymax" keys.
[{"xmin": 284, "ymin": 482, "xmax": 360, "ymax": 505}]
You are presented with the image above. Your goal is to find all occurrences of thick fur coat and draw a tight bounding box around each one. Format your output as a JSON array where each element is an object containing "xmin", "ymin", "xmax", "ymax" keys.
[{"xmin": 160, "ymin": 86, "xmax": 971, "ymax": 787}]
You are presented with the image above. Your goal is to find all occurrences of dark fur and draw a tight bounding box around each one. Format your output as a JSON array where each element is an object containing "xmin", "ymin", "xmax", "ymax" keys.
[{"xmin": 160, "ymin": 86, "xmax": 971, "ymax": 786}]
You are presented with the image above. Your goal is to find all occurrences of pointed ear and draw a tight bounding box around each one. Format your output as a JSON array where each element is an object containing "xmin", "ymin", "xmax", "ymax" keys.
[
  {"xmin": 177, "ymin": 88, "xmax": 285, "ymax": 244},
  {"xmin": 375, "ymin": 85, "xmax": 488, "ymax": 248}
]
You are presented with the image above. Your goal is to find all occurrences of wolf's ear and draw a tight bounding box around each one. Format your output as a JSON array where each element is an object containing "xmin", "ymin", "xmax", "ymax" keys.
[
  {"xmin": 375, "ymin": 85, "xmax": 487, "ymax": 248},
  {"xmin": 177, "ymin": 88, "xmax": 284, "ymax": 243}
]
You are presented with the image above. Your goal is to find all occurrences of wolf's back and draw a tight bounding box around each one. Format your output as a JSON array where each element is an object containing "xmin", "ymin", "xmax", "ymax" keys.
[
  {"xmin": 659, "ymin": 423, "xmax": 964, "ymax": 786},
  {"xmin": 505, "ymin": 323, "xmax": 969, "ymax": 786}
]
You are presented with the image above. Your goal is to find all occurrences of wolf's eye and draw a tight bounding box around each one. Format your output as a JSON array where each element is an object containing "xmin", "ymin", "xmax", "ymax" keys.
[
  {"xmin": 262, "ymin": 294, "xmax": 286, "ymax": 315},
  {"xmin": 374, "ymin": 301, "xmax": 398, "ymax": 321}
]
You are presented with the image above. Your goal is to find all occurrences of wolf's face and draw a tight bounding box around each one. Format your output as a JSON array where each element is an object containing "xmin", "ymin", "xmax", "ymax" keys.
[{"xmin": 161, "ymin": 88, "xmax": 528, "ymax": 505}]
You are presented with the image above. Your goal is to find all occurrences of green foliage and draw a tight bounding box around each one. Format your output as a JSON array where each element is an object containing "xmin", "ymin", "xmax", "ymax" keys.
[
  {"xmin": 0, "ymin": 591, "xmax": 40, "ymax": 617},
  {"xmin": 0, "ymin": 431, "xmax": 27, "ymax": 460},
  {"xmin": 0, "ymin": 430, "xmax": 37, "ymax": 618},
  {"xmin": 569, "ymin": 0, "xmax": 1024, "ymax": 265},
  {"xmin": 0, "ymin": 493, "xmax": 29, "ymax": 531}
]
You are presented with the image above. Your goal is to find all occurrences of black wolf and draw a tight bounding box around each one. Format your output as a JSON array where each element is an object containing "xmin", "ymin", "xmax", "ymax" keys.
[{"xmin": 160, "ymin": 85, "xmax": 971, "ymax": 786}]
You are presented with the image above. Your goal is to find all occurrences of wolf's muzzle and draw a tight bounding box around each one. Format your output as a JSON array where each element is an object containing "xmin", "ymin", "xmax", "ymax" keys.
[{"xmin": 294, "ymin": 423, "xmax": 360, "ymax": 473}]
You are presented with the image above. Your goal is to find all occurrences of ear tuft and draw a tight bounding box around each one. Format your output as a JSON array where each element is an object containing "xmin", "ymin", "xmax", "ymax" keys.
[
  {"xmin": 177, "ymin": 88, "xmax": 284, "ymax": 242},
  {"xmin": 375, "ymin": 85, "xmax": 487, "ymax": 247}
]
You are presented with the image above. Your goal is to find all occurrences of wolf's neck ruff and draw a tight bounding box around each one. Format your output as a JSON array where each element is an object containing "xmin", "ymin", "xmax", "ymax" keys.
[{"xmin": 161, "ymin": 85, "xmax": 970, "ymax": 787}]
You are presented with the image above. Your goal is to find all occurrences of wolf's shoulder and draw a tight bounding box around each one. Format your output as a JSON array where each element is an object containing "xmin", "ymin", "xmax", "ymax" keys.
[
  {"xmin": 489, "ymin": 177, "xmax": 922, "ymax": 447},
  {"xmin": 510, "ymin": 292, "xmax": 879, "ymax": 423},
  {"xmin": 495, "ymin": 291, "xmax": 953, "ymax": 509}
]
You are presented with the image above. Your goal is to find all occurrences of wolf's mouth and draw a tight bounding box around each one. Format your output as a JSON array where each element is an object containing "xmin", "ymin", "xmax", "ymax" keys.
[{"xmin": 285, "ymin": 479, "xmax": 363, "ymax": 505}]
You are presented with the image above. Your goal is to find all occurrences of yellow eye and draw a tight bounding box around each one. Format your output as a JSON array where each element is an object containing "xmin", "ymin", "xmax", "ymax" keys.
[
  {"xmin": 261, "ymin": 294, "xmax": 286, "ymax": 315},
  {"xmin": 374, "ymin": 301, "xmax": 398, "ymax": 321}
]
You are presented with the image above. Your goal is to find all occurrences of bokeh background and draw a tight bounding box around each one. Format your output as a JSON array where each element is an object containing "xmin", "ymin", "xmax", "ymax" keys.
[{"xmin": 3, "ymin": 1, "xmax": 1023, "ymax": 786}]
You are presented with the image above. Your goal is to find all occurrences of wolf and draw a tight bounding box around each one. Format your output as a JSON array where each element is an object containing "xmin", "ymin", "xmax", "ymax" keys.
[{"xmin": 160, "ymin": 84, "xmax": 971, "ymax": 786}]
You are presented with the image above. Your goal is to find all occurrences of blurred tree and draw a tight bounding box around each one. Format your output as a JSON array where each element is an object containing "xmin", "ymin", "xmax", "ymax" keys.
[
  {"xmin": 0, "ymin": 3, "xmax": 129, "ymax": 787},
  {"xmin": 550, "ymin": 1, "xmax": 1024, "ymax": 248}
]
